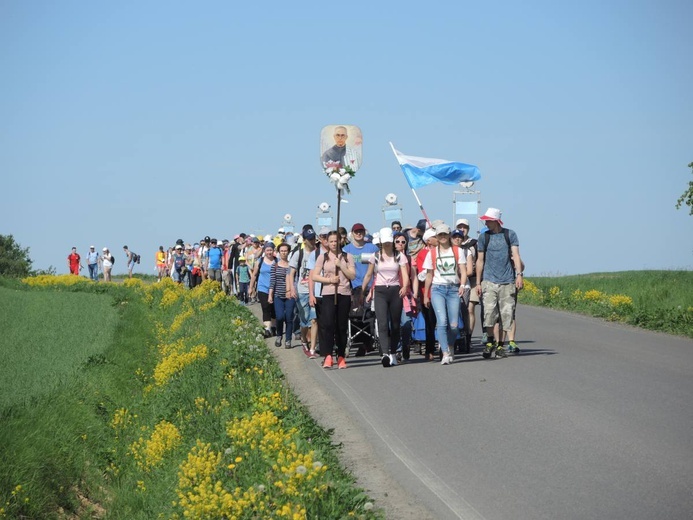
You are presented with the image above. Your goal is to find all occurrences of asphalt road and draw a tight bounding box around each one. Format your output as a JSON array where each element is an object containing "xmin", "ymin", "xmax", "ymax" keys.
[{"xmin": 259, "ymin": 304, "xmax": 693, "ymax": 520}]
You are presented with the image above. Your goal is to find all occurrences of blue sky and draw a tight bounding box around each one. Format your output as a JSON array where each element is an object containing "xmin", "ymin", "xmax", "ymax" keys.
[{"xmin": 1, "ymin": 0, "xmax": 691, "ymax": 276}]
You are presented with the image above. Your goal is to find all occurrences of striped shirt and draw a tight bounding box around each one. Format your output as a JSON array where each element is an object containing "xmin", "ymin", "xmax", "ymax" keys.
[{"xmin": 269, "ymin": 263, "xmax": 290, "ymax": 299}]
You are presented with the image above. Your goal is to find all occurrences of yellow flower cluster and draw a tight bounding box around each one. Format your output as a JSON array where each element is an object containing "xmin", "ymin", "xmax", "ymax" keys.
[
  {"xmin": 169, "ymin": 306, "xmax": 195, "ymax": 334},
  {"xmin": 152, "ymin": 344, "xmax": 209, "ymax": 386},
  {"xmin": 608, "ymin": 294, "xmax": 633, "ymax": 307},
  {"xmin": 582, "ymin": 289, "xmax": 605, "ymax": 302},
  {"xmin": 21, "ymin": 274, "xmax": 94, "ymax": 287},
  {"xmin": 176, "ymin": 408, "xmax": 327, "ymax": 519},
  {"xmin": 129, "ymin": 420, "xmax": 182, "ymax": 471},
  {"xmin": 522, "ymin": 279, "xmax": 542, "ymax": 297},
  {"xmin": 549, "ymin": 286, "xmax": 561, "ymax": 298},
  {"xmin": 160, "ymin": 288, "xmax": 182, "ymax": 308},
  {"xmin": 123, "ymin": 278, "xmax": 145, "ymax": 289},
  {"xmin": 111, "ymin": 408, "xmax": 134, "ymax": 437}
]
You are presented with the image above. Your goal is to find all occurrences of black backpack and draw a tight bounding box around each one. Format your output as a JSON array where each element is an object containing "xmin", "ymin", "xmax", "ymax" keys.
[{"xmin": 110, "ymin": 255, "xmax": 115, "ymax": 264}]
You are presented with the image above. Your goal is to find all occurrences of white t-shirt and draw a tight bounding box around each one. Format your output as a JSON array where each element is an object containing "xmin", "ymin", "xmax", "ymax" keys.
[{"xmin": 422, "ymin": 246, "xmax": 466, "ymax": 285}]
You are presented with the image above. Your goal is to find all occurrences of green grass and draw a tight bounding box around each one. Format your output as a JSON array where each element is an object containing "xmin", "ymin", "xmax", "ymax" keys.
[
  {"xmin": 0, "ymin": 277, "xmax": 382, "ymax": 519},
  {"xmin": 520, "ymin": 270, "xmax": 693, "ymax": 337},
  {"xmin": 0, "ymin": 287, "xmax": 118, "ymax": 409}
]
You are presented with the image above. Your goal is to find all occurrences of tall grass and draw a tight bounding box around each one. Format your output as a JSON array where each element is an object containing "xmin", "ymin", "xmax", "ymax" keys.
[
  {"xmin": 0, "ymin": 276, "xmax": 381, "ymax": 519},
  {"xmin": 0, "ymin": 287, "xmax": 118, "ymax": 409},
  {"xmin": 520, "ymin": 270, "xmax": 693, "ymax": 337}
]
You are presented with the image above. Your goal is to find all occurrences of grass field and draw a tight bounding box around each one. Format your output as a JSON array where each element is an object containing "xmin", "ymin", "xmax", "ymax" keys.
[
  {"xmin": 520, "ymin": 270, "xmax": 693, "ymax": 338},
  {"xmin": 0, "ymin": 276, "xmax": 382, "ymax": 519},
  {"xmin": 0, "ymin": 287, "xmax": 118, "ymax": 409}
]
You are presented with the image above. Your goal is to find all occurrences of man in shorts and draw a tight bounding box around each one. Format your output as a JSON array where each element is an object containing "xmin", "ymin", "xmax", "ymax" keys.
[
  {"xmin": 475, "ymin": 208, "xmax": 524, "ymax": 359},
  {"xmin": 289, "ymin": 227, "xmax": 319, "ymax": 357}
]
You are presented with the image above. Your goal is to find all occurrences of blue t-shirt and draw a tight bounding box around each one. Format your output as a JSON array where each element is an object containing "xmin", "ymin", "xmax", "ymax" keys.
[
  {"xmin": 343, "ymin": 242, "xmax": 379, "ymax": 289},
  {"xmin": 257, "ymin": 257, "xmax": 275, "ymax": 293},
  {"xmin": 477, "ymin": 228, "xmax": 519, "ymax": 285},
  {"xmin": 206, "ymin": 247, "xmax": 223, "ymax": 270}
]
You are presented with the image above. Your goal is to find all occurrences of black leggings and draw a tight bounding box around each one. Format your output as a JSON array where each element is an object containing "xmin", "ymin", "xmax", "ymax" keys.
[
  {"xmin": 258, "ymin": 291, "xmax": 276, "ymax": 323},
  {"xmin": 374, "ymin": 285, "xmax": 403, "ymax": 355},
  {"xmin": 319, "ymin": 294, "xmax": 351, "ymax": 358}
]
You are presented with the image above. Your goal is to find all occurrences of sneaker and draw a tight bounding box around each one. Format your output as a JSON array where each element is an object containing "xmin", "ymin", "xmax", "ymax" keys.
[
  {"xmin": 390, "ymin": 354, "xmax": 398, "ymax": 366},
  {"xmin": 508, "ymin": 341, "xmax": 520, "ymax": 354},
  {"xmin": 322, "ymin": 355, "xmax": 333, "ymax": 368},
  {"xmin": 308, "ymin": 350, "xmax": 318, "ymax": 359},
  {"xmin": 381, "ymin": 354, "xmax": 391, "ymax": 368},
  {"xmin": 482, "ymin": 342, "xmax": 497, "ymax": 359},
  {"xmin": 441, "ymin": 355, "xmax": 451, "ymax": 365},
  {"xmin": 274, "ymin": 337, "xmax": 282, "ymax": 347},
  {"xmin": 337, "ymin": 356, "xmax": 347, "ymax": 369},
  {"xmin": 447, "ymin": 353, "xmax": 454, "ymax": 364},
  {"xmin": 284, "ymin": 340, "xmax": 292, "ymax": 349},
  {"xmin": 396, "ymin": 352, "xmax": 402, "ymax": 363},
  {"xmin": 496, "ymin": 346, "xmax": 508, "ymax": 358}
]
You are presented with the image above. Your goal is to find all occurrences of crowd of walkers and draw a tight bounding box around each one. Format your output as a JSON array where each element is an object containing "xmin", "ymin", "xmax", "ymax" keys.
[{"xmin": 67, "ymin": 207, "xmax": 524, "ymax": 368}]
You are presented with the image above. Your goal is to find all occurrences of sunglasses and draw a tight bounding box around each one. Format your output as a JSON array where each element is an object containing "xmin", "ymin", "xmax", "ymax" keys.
[{"xmin": 394, "ymin": 240, "xmax": 406, "ymax": 244}]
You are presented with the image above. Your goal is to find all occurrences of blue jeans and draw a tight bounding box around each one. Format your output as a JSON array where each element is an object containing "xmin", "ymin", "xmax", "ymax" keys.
[
  {"xmin": 274, "ymin": 297, "xmax": 296, "ymax": 341},
  {"xmin": 430, "ymin": 284, "xmax": 461, "ymax": 355},
  {"xmin": 88, "ymin": 263, "xmax": 98, "ymax": 281}
]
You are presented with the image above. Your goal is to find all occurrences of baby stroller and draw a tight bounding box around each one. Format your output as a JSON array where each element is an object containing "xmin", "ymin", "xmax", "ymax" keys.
[{"xmin": 345, "ymin": 288, "xmax": 381, "ymax": 357}]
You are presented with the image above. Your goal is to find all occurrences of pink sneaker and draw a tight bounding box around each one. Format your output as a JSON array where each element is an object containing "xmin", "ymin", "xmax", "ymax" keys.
[
  {"xmin": 322, "ymin": 355, "xmax": 333, "ymax": 368},
  {"xmin": 337, "ymin": 356, "xmax": 347, "ymax": 369}
]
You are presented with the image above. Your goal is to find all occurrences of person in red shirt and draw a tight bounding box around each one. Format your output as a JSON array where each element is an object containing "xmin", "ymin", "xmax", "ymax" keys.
[{"xmin": 67, "ymin": 247, "xmax": 83, "ymax": 275}]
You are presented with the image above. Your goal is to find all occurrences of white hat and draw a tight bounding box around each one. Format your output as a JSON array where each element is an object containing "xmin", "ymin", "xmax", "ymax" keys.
[
  {"xmin": 423, "ymin": 229, "xmax": 436, "ymax": 242},
  {"xmin": 455, "ymin": 218, "xmax": 470, "ymax": 228},
  {"xmin": 378, "ymin": 227, "xmax": 394, "ymax": 243},
  {"xmin": 480, "ymin": 207, "xmax": 503, "ymax": 225},
  {"xmin": 102, "ymin": 247, "xmax": 108, "ymax": 251},
  {"xmin": 89, "ymin": 245, "xmax": 95, "ymax": 248},
  {"xmin": 318, "ymin": 226, "xmax": 331, "ymax": 236},
  {"xmin": 435, "ymin": 223, "xmax": 451, "ymax": 235}
]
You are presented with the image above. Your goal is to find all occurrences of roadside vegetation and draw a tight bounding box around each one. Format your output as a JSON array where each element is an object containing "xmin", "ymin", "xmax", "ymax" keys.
[
  {"xmin": 520, "ymin": 270, "xmax": 693, "ymax": 338},
  {"xmin": 0, "ymin": 275, "xmax": 381, "ymax": 519}
]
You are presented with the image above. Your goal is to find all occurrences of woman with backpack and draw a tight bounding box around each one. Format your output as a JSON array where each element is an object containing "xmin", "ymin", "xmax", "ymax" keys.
[
  {"xmin": 393, "ymin": 231, "xmax": 416, "ymax": 362},
  {"xmin": 100, "ymin": 247, "xmax": 113, "ymax": 282},
  {"xmin": 362, "ymin": 227, "xmax": 410, "ymax": 368},
  {"xmin": 312, "ymin": 231, "xmax": 356, "ymax": 369},
  {"xmin": 422, "ymin": 224, "xmax": 468, "ymax": 365},
  {"xmin": 250, "ymin": 242, "xmax": 278, "ymax": 338}
]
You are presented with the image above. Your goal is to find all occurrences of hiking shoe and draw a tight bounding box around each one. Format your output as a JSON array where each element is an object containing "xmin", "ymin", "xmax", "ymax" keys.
[
  {"xmin": 482, "ymin": 342, "xmax": 497, "ymax": 359},
  {"xmin": 322, "ymin": 355, "xmax": 333, "ymax": 368},
  {"xmin": 381, "ymin": 354, "xmax": 391, "ymax": 368},
  {"xmin": 496, "ymin": 346, "xmax": 508, "ymax": 358},
  {"xmin": 337, "ymin": 356, "xmax": 347, "ymax": 369},
  {"xmin": 508, "ymin": 341, "xmax": 520, "ymax": 354},
  {"xmin": 284, "ymin": 340, "xmax": 292, "ymax": 349},
  {"xmin": 274, "ymin": 337, "xmax": 282, "ymax": 347},
  {"xmin": 308, "ymin": 350, "xmax": 318, "ymax": 359},
  {"xmin": 390, "ymin": 354, "xmax": 398, "ymax": 366}
]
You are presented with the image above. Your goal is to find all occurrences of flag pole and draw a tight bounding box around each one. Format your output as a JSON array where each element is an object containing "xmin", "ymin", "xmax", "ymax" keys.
[{"xmin": 389, "ymin": 142, "xmax": 432, "ymax": 226}]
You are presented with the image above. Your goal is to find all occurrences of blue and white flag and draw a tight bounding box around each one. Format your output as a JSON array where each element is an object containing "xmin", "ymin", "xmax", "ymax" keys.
[{"xmin": 392, "ymin": 147, "xmax": 481, "ymax": 189}]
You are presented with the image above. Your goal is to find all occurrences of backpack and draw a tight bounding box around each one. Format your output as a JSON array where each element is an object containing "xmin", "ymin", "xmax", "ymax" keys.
[
  {"xmin": 428, "ymin": 246, "xmax": 460, "ymax": 276},
  {"xmin": 460, "ymin": 238, "xmax": 478, "ymax": 277},
  {"xmin": 110, "ymin": 255, "xmax": 115, "ymax": 264},
  {"xmin": 132, "ymin": 253, "xmax": 141, "ymax": 264}
]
